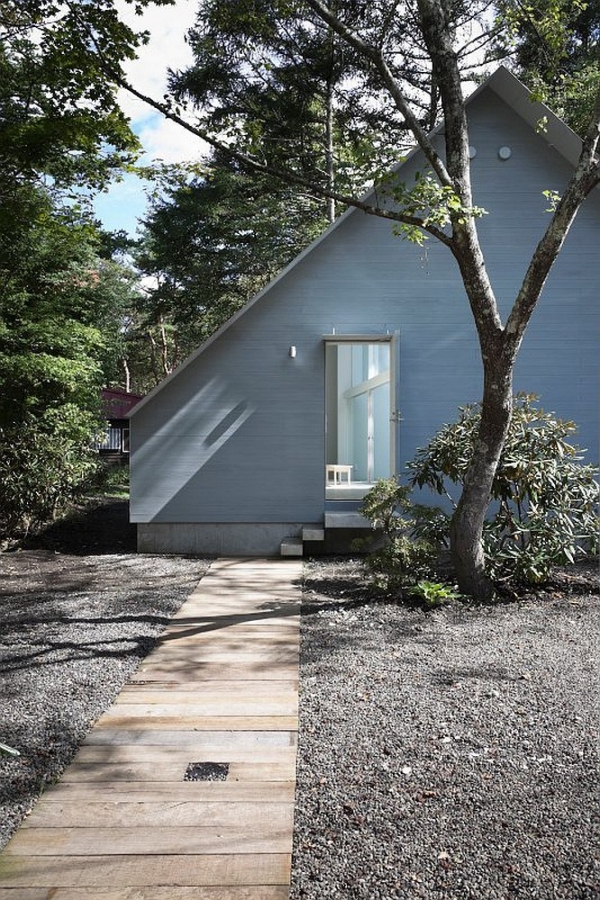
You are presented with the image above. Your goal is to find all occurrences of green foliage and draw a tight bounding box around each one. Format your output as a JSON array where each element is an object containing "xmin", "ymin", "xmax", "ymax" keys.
[
  {"xmin": 0, "ymin": 184, "xmax": 137, "ymax": 537},
  {"xmin": 0, "ymin": 190, "xmax": 133, "ymax": 424},
  {"xmin": 89, "ymin": 461, "xmax": 130, "ymax": 498},
  {"xmin": 131, "ymin": 157, "xmax": 325, "ymax": 386},
  {"xmin": 359, "ymin": 478, "xmax": 438, "ymax": 591},
  {"xmin": 0, "ymin": 1, "xmax": 152, "ymax": 537},
  {"xmin": 493, "ymin": 0, "xmax": 600, "ymax": 135},
  {"xmin": 0, "ymin": 410, "xmax": 100, "ymax": 538},
  {"xmin": 409, "ymin": 581, "xmax": 461, "ymax": 607},
  {"xmin": 408, "ymin": 394, "xmax": 600, "ymax": 584},
  {"xmin": 0, "ymin": 0, "xmax": 148, "ymax": 192},
  {"xmin": 386, "ymin": 170, "xmax": 487, "ymax": 245},
  {"xmin": 171, "ymin": 0, "xmax": 405, "ymax": 206}
]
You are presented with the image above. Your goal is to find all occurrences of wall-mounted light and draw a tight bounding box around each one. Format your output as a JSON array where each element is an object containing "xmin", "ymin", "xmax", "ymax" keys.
[
  {"xmin": 288, "ymin": 345, "xmax": 297, "ymax": 358},
  {"xmin": 498, "ymin": 146, "xmax": 512, "ymax": 160}
]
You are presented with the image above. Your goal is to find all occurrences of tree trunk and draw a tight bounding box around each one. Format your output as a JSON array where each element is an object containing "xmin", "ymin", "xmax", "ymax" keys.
[
  {"xmin": 450, "ymin": 347, "xmax": 513, "ymax": 600},
  {"xmin": 324, "ymin": 57, "xmax": 336, "ymax": 224},
  {"xmin": 122, "ymin": 357, "xmax": 131, "ymax": 394}
]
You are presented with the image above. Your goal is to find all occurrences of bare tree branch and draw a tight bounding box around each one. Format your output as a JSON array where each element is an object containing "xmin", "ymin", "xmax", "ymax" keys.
[{"xmin": 113, "ymin": 72, "xmax": 455, "ymax": 246}]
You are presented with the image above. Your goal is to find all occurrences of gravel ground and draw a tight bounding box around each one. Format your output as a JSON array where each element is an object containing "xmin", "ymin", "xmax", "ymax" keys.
[
  {"xmin": 290, "ymin": 558, "xmax": 600, "ymax": 900},
  {"xmin": 1, "ymin": 502, "xmax": 599, "ymax": 897},
  {"xmin": 0, "ymin": 502, "xmax": 209, "ymax": 850}
]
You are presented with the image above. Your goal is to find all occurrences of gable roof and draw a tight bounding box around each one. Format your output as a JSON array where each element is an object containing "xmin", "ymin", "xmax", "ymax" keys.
[
  {"xmin": 131, "ymin": 65, "xmax": 584, "ymax": 417},
  {"xmin": 484, "ymin": 66, "xmax": 583, "ymax": 167},
  {"xmin": 102, "ymin": 388, "xmax": 143, "ymax": 419}
]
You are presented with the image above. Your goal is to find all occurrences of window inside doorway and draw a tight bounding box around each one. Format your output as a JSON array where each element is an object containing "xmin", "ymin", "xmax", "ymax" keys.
[{"xmin": 325, "ymin": 340, "xmax": 392, "ymax": 498}]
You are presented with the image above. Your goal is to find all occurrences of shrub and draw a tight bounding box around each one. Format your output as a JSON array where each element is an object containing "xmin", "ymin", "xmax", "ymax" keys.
[
  {"xmin": 88, "ymin": 459, "xmax": 130, "ymax": 496},
  {"xmin": 408, "ymin": 394, "xmax": 600, "ymax": 584},
  {"xmin": 0, "ymin": 407, "xmax": 99, "ymax": 539},
  {"xmin": 359, "ymin": 478, "xmax": 439, "ymax": 590}
]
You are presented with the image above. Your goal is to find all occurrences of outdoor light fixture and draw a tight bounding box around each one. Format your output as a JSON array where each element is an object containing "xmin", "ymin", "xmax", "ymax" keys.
[{"xmin": 288, "ymin": 345, "xmax": 297, "ymax": 358}]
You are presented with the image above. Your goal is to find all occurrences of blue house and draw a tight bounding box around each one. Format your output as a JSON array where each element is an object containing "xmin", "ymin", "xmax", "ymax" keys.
[{"xmin": 129, "ymin": 67, "xmax": 600, "ymax": 556}]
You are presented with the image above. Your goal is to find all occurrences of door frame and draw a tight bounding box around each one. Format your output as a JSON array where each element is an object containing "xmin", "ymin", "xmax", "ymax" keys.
[{"xmin": 323, "ymin": 332, "xmax": 398, "ymax": 497}]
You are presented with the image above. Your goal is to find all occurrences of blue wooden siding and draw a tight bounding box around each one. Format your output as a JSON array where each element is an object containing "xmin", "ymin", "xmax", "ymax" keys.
[{"xmin": 131, "ymin": 89, "xmax": 599, "ymax": 526}]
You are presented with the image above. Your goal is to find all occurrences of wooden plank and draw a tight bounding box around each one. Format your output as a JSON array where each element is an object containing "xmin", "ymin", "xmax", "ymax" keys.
[
  {"xmin": 187, "ymin": 584, "xmax": 299, "ymax": 594},
  {"xmin": 164, "ymin": 612, "xmax": 299, "ymax": 626},
  {"xmin": 81, "ymin": 729, "xmax": 297, "ymax": 748},
  {"xmin": 107, "ymin": 694, "xmax": 298, "ymax": 709},
  {"xmin": 41, "ymin": 782, "xmax": 296, "ymax": 802},
  {"xmin": 153, "ymin": 639, "xmax": 299, "ymax": 652},
  {"xmin": 22, "ymin": 801, "xmax": 294, "ymax": 829},
  {"xmin": 170, "ymin": 589, "xmax": 297, "ymax": 599},
  {"xmin": 0, "ymin": 854, "xmax": 291, "ymax": 887},
  {"xmin": 174, "ymin": 558, "xmax": 298, "ymax": 572},
  {"xmin": 150, "ymin": 638, "xmax": 299, "ymax": 652},
  {"xmin": 138, "ymin": 650, "xmax": 300, "ymax": 666},
  {"xmin": 169, "ymin": 594, "xmax": 299, "ymax": 607},
  {"xmin": 159, "ymin": 622, "xmax": 299, "ymax": 636},
  {"xmin": 189, "ymin": 587, "xmax": 296, "ymax": 596},
  {"xmin": 163, "ymin": 620, "xmax": 301, "ymax": 638},
  {"xmin": 93, "ymin": 715, "xmax": 298, "ymax": 731},
  {"xmin": 117, "ymin": 680, "xmax": 298, "ymax": 697},
  {"xmin": 101, "ymin": 701, "xmax": 298, "ymax": 718},
  {"xmin": 4, "ymin": 825, "xmax": 291, "ymax": 856},
  {"xmin": 0, "ymin": 560, "xmax": 300, "ymax": 897},
  {"xmin": 72, "ymin": 748, "xmax": 296, "ymax": 767},
  {"xmin": 60, "ymin": 761, "xmax": 296, "ymax": 783},
  {"xmin": 154, "ymin": 636, "xmax": 299, "ymax": 650},
  {"xmin": 0, "ymin": 888, "xmax": 290, "ymax": 900},
  {"xmin": 156, "ymin": 625, "xmax": 299, "ymax": 638},
  {"xmin": 131, "ymin": 663, "xmax": 298, "ymax": 682},
  {"xmin": 227, "ymin": 762, "xmax": 296, "ymax": 782},
  {"xmin": 0, "ymin": 891, "xmax": 50, "ymax": 900}
]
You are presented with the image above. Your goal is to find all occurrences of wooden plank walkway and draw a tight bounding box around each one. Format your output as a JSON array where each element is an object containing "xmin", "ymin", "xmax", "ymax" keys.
[{"xmin": 0, "ymin": 557, "xmax": 303, "ymax": 900}]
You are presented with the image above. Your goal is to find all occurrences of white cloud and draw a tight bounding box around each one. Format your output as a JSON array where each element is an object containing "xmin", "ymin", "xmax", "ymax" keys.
[
  {"xmin": 116, "ymin": 0, "xmax": 199, "ymax": 162},
  {"xmin": 115, "ymin": 0, "xmax": 196, "ymax": 110},
  {"xmin": 97, "ymin": 1, "xmax": 205, "ymax": 234},
  {"xmin": 137, "ymin": 114, "xmax": 206, "ymax": 165}
]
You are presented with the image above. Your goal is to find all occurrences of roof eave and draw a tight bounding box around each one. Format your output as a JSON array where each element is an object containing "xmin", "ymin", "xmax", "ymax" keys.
[{"xmin": 486, "ymin": 65, "xmax": 583, "ymax": 167}]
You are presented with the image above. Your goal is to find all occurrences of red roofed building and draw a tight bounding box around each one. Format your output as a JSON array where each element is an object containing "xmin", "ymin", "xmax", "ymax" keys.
[{"xmin": 98, "ymin": 388, "xmax": 143, "ymax": 461}]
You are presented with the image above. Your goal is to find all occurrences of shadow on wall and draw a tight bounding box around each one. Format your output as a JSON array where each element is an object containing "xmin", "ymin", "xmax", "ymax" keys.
[{"xmin": 132, "ymin": 377, "xmax": 254, "ymax": 520}]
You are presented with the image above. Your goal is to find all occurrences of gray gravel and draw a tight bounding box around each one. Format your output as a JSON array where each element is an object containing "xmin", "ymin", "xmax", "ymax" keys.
[
  {"xmin": 1, "ymin": 544, "xmax": 599, "ymax": 898},
  {"xmin": 0, "ymin": 549, "xmax": 208, "ymax": 850},
  {"xmin": 291, "ymin": 559, "xmax": 600, "ymax": 900}
]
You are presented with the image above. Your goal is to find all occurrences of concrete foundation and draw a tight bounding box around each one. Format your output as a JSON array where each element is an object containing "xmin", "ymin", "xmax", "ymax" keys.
[{"xmin": 137, "ymin": 522, "xmax": 306, "ymax": 556}]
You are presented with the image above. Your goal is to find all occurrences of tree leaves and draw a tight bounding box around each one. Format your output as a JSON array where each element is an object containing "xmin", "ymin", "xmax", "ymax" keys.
[
  {"xmin": 408, "ymin": 394, "xmax": 600, "ymax": 584},
  {"xmin": 492, "ymin": 0, "xmax": 600, "ymax": 136},
  {"xmin": 0, "ymin": 0, "xmax": 147, "ymax": 192},
  {"xmin": 128, "ymin": 157, "xmax": 326, "ymax": 387}
]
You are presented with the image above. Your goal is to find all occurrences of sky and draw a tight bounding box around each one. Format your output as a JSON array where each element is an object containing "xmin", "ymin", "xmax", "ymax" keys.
[
  {"xmin": 93, "ymin": 2, "xmax": 491, "ymax": 239},
  {"xmin": 93, "ymin": 0, "xmax": 203, "ymax": 238}
]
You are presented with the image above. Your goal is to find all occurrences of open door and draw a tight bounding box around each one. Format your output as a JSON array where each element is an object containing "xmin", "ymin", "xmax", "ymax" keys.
[{"xmin": 325, "ymin": 338, "xmax": 394, "ymax": 499}]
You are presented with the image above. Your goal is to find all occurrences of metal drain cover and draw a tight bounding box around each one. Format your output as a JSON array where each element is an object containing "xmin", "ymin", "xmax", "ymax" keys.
[{"xmin": 184, "ymin": 762, "xmax": 229, "ymax": 782}]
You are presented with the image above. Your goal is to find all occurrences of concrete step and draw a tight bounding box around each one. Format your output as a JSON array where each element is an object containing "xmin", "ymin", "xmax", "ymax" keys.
[{"xmin": 280, "ymin": 537, "xmax": 303, "ymax": 557}]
